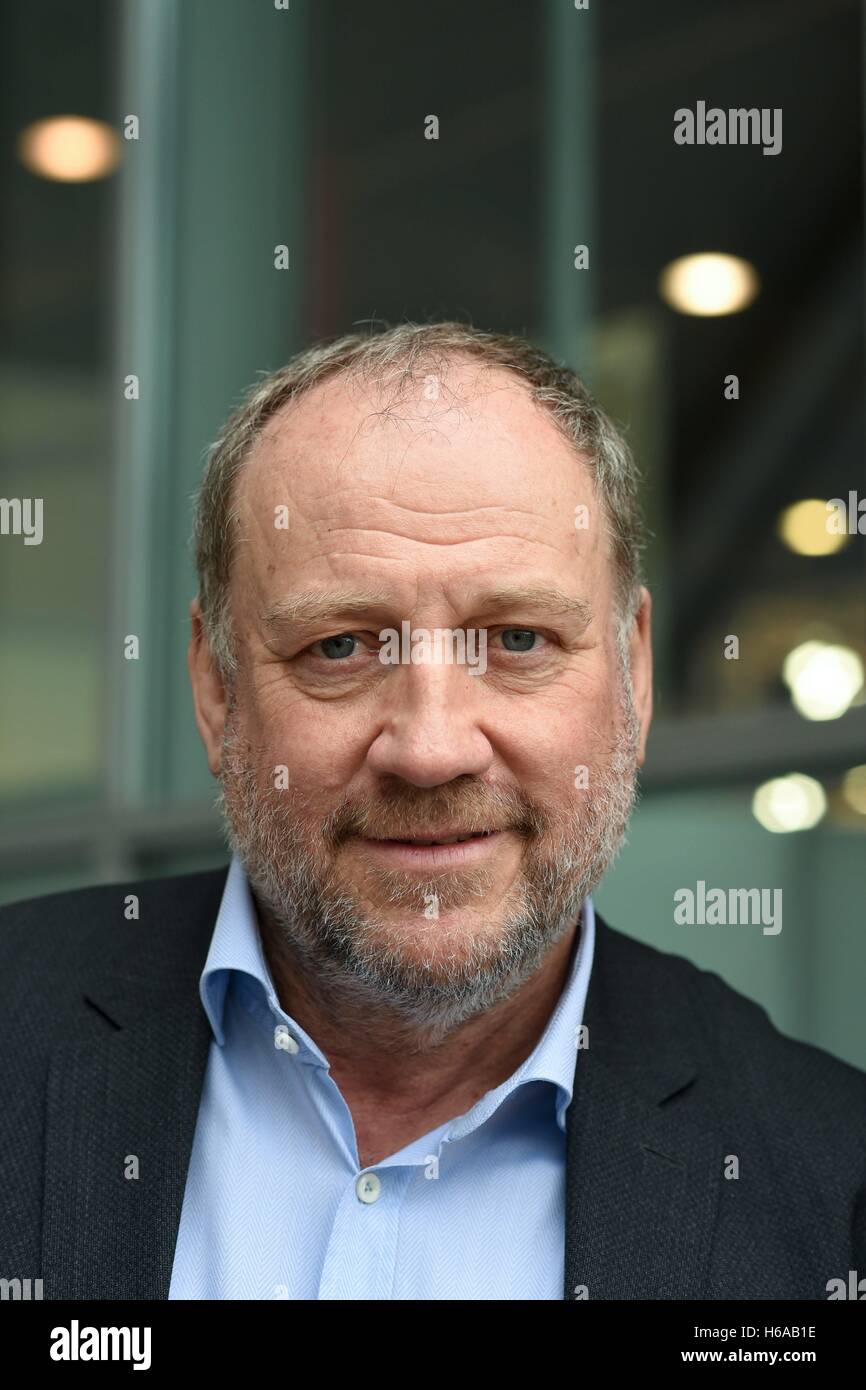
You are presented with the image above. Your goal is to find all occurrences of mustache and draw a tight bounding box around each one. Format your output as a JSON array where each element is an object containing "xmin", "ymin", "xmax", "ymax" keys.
[{"xmin": 319, "ymin": 782, "xmax": 550, "ymax": 849}]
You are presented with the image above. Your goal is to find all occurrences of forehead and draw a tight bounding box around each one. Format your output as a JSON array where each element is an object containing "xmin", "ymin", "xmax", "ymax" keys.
[
  {"xmin": 240, "ymin": 359, "xmax": 593, "ymax": 509},
  {"xmin": 231, "ymin": 359, "xmax": 610, "ymax": 601}
]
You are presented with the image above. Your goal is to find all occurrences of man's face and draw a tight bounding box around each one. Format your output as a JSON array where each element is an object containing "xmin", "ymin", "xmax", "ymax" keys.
[{"xmin": 190, "ymin": 360, "xmax": 652, "ymax": 1032}]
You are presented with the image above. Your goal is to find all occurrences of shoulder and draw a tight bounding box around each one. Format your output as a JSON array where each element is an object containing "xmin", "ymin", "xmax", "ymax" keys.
[
  {"xmin": 592, "ymin": 914, "xmax": 866, "ymax": 1136},
  {"xmin": 0, "ymin": 866, "xmax": 229, "ymax": 985}
]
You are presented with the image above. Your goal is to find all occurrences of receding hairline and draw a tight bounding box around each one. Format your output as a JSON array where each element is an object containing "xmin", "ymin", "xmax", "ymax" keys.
[{"xmin": 240, "ymin": 348, "xmax": 578, "ymax": 475}]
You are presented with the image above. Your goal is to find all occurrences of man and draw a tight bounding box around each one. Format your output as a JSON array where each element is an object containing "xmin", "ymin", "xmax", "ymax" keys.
[{"xmin": 1, "ymin": 322, "xmax": 864, "ymax": 1301}]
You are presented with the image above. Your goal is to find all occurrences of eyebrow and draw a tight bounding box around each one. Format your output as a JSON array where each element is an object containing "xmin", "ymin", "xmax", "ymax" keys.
[
  {"xmin": 261, "ymin": 589, "xmax": 397, "ymax": 630},
  {"xmin": 477, "ymin": 586, "xmax": 593, "ymax": 628},
  {"xmin": 260, "ymin": 584, "xmax": 593, "ymax": 633}
]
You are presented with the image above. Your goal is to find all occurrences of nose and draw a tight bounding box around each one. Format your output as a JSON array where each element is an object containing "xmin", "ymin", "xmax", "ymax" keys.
[{"xmin": 365, "ymin": 662, "xmax": 494, "ymax": 787}]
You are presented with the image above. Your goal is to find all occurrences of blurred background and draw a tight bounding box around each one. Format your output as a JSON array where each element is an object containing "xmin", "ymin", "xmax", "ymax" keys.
[{"xmin": 1, "ymin": 0, "xmax": 864, "ymax": 1065}]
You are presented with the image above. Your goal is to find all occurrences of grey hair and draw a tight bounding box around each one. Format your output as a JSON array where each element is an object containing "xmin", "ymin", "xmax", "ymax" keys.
[{"xmin": 192, "ymin": 320, "xmax": 646, "ymax": 683}]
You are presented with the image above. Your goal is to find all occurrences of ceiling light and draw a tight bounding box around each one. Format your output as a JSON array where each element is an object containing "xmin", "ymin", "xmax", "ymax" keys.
[
  {"xmin": 778, "ymin": 498, "xmax": 849, "ymax": 556},
  {"xmin": 752, "ymin": 774, "xmax": 826, "ymax": 833},
  {"xmin": 782, "ymin": 640, "xmax": 864, "ymax": 721},
  {"xmin": 658, "ymin": 252, "xmax": 759, "ymax": 316},
  {"xmin": 17, "ymin": 116, "xmax": 120, "ymax": 182}
]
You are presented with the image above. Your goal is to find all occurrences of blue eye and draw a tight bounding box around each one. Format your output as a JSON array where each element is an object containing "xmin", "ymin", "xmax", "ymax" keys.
[
  {"xmin": 318, "ymin": 634, "xmax": 358, "ymax": 660},
  {"xmin": 500, "ymin": 628, "xmax": 538, "ymax": 652}
]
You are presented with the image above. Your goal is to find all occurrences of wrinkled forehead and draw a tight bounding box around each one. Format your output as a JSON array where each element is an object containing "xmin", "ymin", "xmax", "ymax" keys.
[{"xmin": 233, "ymin": 362, "xmax": 600, "ymax": 545}]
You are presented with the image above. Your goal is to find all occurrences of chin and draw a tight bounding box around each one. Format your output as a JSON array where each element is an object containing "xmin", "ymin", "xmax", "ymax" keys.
[{"xmin": 363, "ymin": 910, "xmax": 503, "ymax": 959}]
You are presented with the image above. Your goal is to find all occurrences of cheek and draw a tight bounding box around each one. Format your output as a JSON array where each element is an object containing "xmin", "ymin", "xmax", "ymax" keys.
[
  {"xmin": 243, "ymin": 690, "xmax": 370, "ymax": 801},
  {"xmin": 497, "ymin": 669, "xmax": 619, "ymax": 777}
]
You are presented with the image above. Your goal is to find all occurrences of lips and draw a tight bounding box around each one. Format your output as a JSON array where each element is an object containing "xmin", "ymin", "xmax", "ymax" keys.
[{"xmin": 369, "ymin": 829, "xmax": 495, "ymax": 847}]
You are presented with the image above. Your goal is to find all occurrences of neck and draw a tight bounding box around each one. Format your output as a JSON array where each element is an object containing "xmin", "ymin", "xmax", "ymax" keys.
[{"xmin": 256, "ymin": 901, "xmax": 580, "ymax": 1166}]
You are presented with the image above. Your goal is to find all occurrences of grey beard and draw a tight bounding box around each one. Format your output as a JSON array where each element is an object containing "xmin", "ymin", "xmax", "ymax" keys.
[{"xmin": 217, "ymin": 673, "xmax": 641, "ymax": 1047}]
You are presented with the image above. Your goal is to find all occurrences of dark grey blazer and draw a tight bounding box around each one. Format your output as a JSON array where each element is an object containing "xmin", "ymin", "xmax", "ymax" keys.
[{"xmin": 1, "ymin": 867, "xmax": 864, "ymax": 1300}]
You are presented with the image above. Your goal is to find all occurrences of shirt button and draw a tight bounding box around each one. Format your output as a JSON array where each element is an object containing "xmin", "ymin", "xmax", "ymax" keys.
[
  {"xmin": 274, "ymin": 1024, "xmax": 299, "ymax": 1054},
  {"xmin": 355, "ymin": 1171, "xmax": 382, "ymax": 1204}
]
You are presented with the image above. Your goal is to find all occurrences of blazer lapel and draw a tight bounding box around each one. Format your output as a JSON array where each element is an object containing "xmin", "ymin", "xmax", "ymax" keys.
[
  {"xmin": 41, "ymin": 870, "xmax": 225, "ymax": 1300},
  {"xmin": 563, "ymin": 916, "xmax": 722, "ymax": 1299}
]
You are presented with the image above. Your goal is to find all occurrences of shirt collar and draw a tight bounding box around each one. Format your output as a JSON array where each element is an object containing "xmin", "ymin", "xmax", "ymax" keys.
[
  {"xmin": 200, "ymin": 855, "xmax": 280, "ymax": 1050},
  {"xmin": 201, "ymin": 854, "xmax": 595, "ymax": 1133},
  {"xmin": 447, "ymin": 891, "xmax": 595, "ymax": 1136}
]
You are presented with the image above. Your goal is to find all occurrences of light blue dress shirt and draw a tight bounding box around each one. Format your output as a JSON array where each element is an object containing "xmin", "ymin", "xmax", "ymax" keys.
[{"xmin": 169, "ymin": 854, "xmax": 595, "ymax": 1300}]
